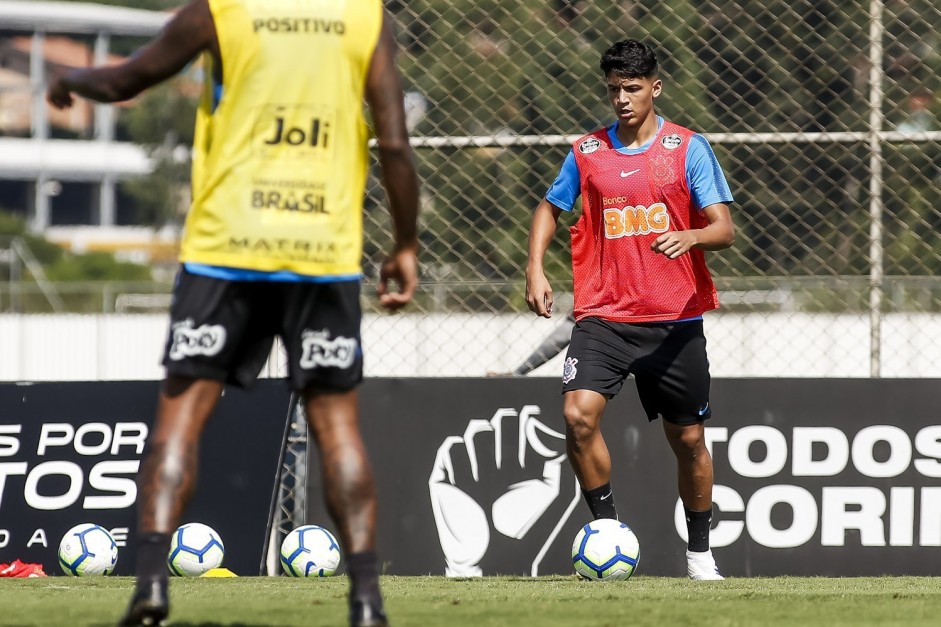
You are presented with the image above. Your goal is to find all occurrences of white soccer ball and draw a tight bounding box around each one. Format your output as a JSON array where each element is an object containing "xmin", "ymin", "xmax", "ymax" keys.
[
  {"xmin": 280, "ymin": 525, "xmax": 342, "ymax": 577},
  {"xmin": 571, "ymin": 518, "xmax": 640, "ymax": 581},
  {"xmin": 168, "ymin": 522, "xmax": 225, "ymax": 577},
  {"xmin": 58, "ymin": 523, "xmax": 118, "ymax": 576}
]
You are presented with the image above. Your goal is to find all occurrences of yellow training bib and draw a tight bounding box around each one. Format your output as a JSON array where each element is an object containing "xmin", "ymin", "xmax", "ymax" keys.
[{"xmin": 181, "ymin": 0, "xmax": 382, "ymax": 276}]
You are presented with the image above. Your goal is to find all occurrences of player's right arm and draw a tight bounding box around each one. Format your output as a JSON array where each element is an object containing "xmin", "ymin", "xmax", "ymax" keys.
[
  {"xmin": 47, "ymin": 0, "xmax": 216, "ymax": 108},
  {"xmin": 365, "ymin": 11, "xmax": 420, "ymax": 311},
  {"xmin": 525, "ymin": 199, "xmax": 563, "ymax": 318}
]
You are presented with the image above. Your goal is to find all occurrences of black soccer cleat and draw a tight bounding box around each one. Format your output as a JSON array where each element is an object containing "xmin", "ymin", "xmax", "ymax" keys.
[
  {"xmin": 117, "ymin": 578, "xmax": 169, "ymax": 627},
  {"xmin": 349, "ymin": 597, "xmax": 389, "ymax": 627}
]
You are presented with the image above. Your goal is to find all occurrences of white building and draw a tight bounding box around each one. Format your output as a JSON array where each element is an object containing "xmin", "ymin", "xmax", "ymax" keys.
[{"xmin": 0, "ymin": 1, "xmax": 168, "ymax": 230}]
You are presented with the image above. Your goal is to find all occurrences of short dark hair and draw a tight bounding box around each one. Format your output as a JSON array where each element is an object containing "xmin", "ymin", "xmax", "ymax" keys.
[{"xmin": 600, "ymin": 39, "xmax": 658, "ymax": 79}]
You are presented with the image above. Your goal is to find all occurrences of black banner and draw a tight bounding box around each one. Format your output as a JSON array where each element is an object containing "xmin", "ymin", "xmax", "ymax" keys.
[
  {"xmin": 4, "ymin": 378, "xmax": 939, "ymax": 578},
  {"xmin": 0, "ymin": 381, "xmax": 288, "ymax": 576},
  {"xmin": 306, "ymin": 378, "xmax": 941, "ymax": 577}
]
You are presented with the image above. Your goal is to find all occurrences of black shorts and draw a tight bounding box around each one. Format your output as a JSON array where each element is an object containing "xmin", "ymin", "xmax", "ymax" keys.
[
  {"xmin": 162, "ymin": 268, "xmax": 363, "ymax": 392},
  {"xmin": 561, "ymin": 317, "xmax": 712, "ymax": 425}
]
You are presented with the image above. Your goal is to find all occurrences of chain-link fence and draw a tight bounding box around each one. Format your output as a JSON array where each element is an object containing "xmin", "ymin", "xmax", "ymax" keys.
[
  {"xmin": 357, "ymin": 0, "xmax": 941, "ymax": 377},
  {"xmin": 2, "ymin": 1, "xmax": 941, "ymax": 378}
]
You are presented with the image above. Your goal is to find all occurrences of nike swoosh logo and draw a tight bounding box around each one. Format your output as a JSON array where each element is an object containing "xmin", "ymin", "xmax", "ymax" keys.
[
  {"xmin": 698, "ymin": 403, "xmax": 710, "ymax": 416},
  {"xmin": 620, "ymin": 169, "xmax": 641, "ymax": 177},
  {"xmin": 599, "ymin": 491, "xmax": 613, "ymax": 501}
]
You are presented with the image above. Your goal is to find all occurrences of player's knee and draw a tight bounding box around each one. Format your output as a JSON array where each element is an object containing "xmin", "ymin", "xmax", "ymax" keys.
[
  {"xmin": 563, "ymin": 403, "xmax": 601, "ymax": 442},
  {"xmin": 141, "ymin": 440, "xmax": 195, "ymax": 492},
  {"xmin": 159, "ymin": 454, "xmax": 193, "ymax": 493},
  {"xmin": 669, "ymin": 424, "xmax": 707, "ymax": 457}
]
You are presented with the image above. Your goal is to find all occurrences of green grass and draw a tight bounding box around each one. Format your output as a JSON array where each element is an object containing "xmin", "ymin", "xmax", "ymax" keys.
[{"xmin": 2, "ymin": 576, "xmax": 940, "ymax": 626}]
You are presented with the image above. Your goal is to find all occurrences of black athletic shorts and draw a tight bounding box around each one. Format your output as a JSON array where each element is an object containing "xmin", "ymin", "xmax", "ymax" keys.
[
  {"xmin": 561, "ymin": 316, "xmax": 712, "ymax": 425},
  {"xmin": 161, "ymin": 268, "xmax": 363, "ymax": 392}
]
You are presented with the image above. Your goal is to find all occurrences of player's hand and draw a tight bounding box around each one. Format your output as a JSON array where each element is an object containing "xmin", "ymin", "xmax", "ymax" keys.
[
  {"xmin": 525, "ymin": 271, "xmax": 553, "ymax": 318},
  {"xmin": 377, "ymin": 245, "xmax": 418, "ymax": 310},
  {"xmin": 46, "ymin": 77, "xmax": 75, "ymax": 110},
  {"xmin": 651, "ymin": 230, "xmax": 698, "ymax": 259}
]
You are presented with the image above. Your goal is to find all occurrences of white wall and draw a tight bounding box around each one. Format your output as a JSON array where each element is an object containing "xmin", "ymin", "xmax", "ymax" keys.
[{"xmin": 1, "ymin": 312, "xmax": 940, "ymax": 381}]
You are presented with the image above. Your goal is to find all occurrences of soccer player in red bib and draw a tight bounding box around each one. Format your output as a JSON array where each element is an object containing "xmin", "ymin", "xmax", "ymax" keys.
[{"xmin": 525, "ymin": 39, "xmax": 734, "ymax": 580}]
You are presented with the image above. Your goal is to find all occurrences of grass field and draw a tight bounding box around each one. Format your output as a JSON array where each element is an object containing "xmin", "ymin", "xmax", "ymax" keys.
[{"xmin": 1, "ymin": 576, "xmax": 940, "ymax": 626}]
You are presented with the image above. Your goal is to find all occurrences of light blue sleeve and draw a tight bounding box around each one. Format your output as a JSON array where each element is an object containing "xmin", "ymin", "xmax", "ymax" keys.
[
  {"xmin": 686, "ymin": 134, "xmax": 734, "ymax": 210},
  {"xmin": 545, "ymin": 150, "xmax": 580, "ymax": 212}
]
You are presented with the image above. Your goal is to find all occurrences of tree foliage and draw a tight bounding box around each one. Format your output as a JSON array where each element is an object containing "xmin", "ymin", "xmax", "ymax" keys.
[
  {"xmin": 117, "ymin": 78, "xmax": 197, "ymax": 227},
  {"xmin": 383, "ymin": 0, "xmax": 941, "ymax": 289},
  {"xmin": 0, "ymin": 211, "xmax": 150, "ymax": 282}
]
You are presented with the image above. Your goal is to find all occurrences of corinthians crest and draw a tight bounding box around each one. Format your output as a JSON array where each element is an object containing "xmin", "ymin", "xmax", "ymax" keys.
[
  {"xmin": 578, "ymin": 137, "xmax": 602, "ymax": 154},
  {"xmin": 661, "ymin": 133, "xmax": 683, "ymax": 149},
  {"xmin": 562, "ymin": 357, "xmax": 579, "ymax": 384}
]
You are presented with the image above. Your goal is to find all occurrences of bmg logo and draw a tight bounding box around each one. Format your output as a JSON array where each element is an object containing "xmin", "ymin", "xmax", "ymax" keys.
[{"xmin": 603, "ymin": 203, "xmax": 670, "ymax": 239}]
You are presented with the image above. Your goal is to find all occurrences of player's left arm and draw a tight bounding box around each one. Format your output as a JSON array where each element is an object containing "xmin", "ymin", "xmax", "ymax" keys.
[
  {"xmin": 365, "ymin": 10, "xmax": 420, "ymax": 310},
  {"xmin": 651, "ymin": 202, "xmax": 734, "ymax": 259},
  {"xmin": 652, "ymin": 133, "xmax": 735, "ymax": 259},
  {"xmin": 47, "ymin": 0, "xmax": 215, "ymax": 108}
]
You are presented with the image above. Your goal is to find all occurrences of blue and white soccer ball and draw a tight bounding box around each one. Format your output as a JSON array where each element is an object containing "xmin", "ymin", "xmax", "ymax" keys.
[
  {"xmin": 58, "ymin": 523, "xmax": 118, "ymax": 576},
  {"xmin": 571, "ymin": 518, "xmax": 640, "ymax": 581},
  {"xmin": 280, "ymin": 525, "xmax": 342, "ymax": 577},
  {"xmin": 168, "ymin": 522, "xmax": 225, "ymax": 577}
]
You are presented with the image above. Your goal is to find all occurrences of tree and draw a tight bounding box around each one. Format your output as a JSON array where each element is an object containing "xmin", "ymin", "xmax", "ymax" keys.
[
  {"xmin": 0, "ymin": 210, "xmax": 150, "ymax": 283},
  {"xmin": 116, "ymin": 78, "xmax": 197, "ymax": 226}
]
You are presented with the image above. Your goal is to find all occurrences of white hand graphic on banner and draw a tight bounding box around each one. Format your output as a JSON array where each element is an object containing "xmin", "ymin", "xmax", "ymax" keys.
[{"xmin": 429, "ymin": 405, "xmax": 580, "ymax": 577}]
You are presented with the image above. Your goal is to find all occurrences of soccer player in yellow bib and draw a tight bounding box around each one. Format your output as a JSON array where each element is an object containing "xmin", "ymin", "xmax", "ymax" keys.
[{"xmin": 47, "ymin": 2, "xmax": 418, "ymax": 625}]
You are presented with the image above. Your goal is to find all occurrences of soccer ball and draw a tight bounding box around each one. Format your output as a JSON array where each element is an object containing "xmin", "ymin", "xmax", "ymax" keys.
[
  {"xmin": 280, "ymin": 525, "xmax": 342, "ymax": 577},
  {"xmin": 58, "ymin": 523, "xmax": 118, "ymax": 576},
  {"xmin": 571, "ymin": 518, "xmax": 640, "ymax": 581},
  {"xmin": 168, "ymin": 522, "xmax": 225, "ymax": 577}
]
